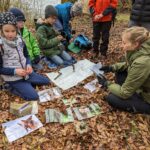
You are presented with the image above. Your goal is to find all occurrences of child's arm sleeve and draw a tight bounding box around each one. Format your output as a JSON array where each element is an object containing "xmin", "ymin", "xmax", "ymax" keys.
[
  {"xmin": 0, "ymin": 52, "xmax": 15, "ymax": 75},
  {"xmin": 36, "ymin": 27, "xmax": 60, "ymax": 49},
  {"xmin": 29, "ymin": 32, "xmax": 41, "ymax": 57},
  {"xmin": 61, "ymin": 14, "xmax": 72, "ymax": 40},
  {"xmin": 23, "ymin": 43, "xmax": 31, "ymax": 65},
  {"xmin": 102, "ymin": 0, "xmax": 118, "ymax": 16},
  {"xmin": 88, "ymin": 0, "xmax": 95, "ymax": 15},
  {"xmin": 88, "ymin": 0, "xmax": 95, "ymax": 8}
]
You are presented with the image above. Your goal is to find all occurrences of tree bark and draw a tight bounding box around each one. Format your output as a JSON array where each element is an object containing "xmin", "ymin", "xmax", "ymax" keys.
[{"xmin": 0, "ymin": 0, "xmax": 10, "ymax": 12}]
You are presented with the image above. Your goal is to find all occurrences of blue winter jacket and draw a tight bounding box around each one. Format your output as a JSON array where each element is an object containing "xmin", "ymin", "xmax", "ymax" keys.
[{"xmin": 55, "ymin": 2, "xmax": 73, "ymax": 40}]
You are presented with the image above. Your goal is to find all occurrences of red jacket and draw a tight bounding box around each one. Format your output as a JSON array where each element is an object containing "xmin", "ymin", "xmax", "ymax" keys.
[{"xmin": 88, "ymin": 0, "xmax": 118, "ymax": 22}]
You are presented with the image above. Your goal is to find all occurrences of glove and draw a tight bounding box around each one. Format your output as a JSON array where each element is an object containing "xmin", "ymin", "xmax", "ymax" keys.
[
  {"xmin": 99, "ymin": 65, "xmax": 113, "ymax": 73},
  {"xmin": 97, "ymin": 74, "xmax": 108, "ymax": 88},
  {"xmin": 33, "ymin": 55, "xmax": 41, "ymax": 64}
]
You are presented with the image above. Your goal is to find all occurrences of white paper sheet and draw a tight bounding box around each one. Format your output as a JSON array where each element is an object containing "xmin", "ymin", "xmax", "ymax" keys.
[
  {"xmin": 46, "ymin": 59, "xmax": 95, "ymax": 90},
  {"xmin": 2, "ymin": 115, "xmax": 43, "ymax": 142},
  {"xmin": 38, "ymin": 87, "xmax": 62, "ymax": 103}
]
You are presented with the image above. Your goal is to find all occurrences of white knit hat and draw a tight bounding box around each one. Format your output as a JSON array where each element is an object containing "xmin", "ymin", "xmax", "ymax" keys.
[{"xmin": 71, "ymin": 1, "xmax": 83, "ymax": 17}]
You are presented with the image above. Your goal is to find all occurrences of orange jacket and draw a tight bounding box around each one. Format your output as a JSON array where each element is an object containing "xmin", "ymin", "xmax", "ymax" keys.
[{"xmin": 88, "ymin": 0, "xmax": 118, "ymax": 22}]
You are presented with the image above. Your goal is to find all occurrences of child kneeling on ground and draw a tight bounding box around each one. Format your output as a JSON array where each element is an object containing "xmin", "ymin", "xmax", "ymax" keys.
[
  {"xmin": 98, "ymin": 27, "xmax": 150, "ymax": 114},
  {"xmin": 36, "ymin": 5, "xmax": 75, "ymax": 68},
  {"xmin": 0, "ymin": 12, "xmax": 50, "ymax": 100},
  {"xmin": 9, "ymin": 8, "xmax": 43, "ymax": 71}
]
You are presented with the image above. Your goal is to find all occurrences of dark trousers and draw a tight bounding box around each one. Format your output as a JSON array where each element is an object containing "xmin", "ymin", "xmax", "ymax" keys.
[
  {"xmin": 7, "ymin": 72, "xmax": 50, "ymax": 100},
  {"xmin": 93, "ymin": 21, "xmax": 112, "ymax": 56},
  {"xmin": 105, "ymin": 71, "xmax": 150, "ymax": 114}
]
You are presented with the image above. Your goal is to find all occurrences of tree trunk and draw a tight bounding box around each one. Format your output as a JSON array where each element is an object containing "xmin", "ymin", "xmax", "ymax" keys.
[
  {"xmin": 61, "ymin": 0, "xmax": 77, "ymax": 3},
  {"xmin": 0, "ymin": 0, "xmax": 10, "ymax": 12}
]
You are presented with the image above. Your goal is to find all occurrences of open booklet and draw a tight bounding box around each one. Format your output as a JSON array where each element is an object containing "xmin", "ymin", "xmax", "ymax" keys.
[
  {"xmin": 73, "ymin": 103, "xmax": 101, "ymax": 120},
  {"xmin": 2, "ymin": 115, "xmax": 43, "ymax": 143},
  {"xmin": 62, "ymin": 98, "xmax": 78, "ymax": 106},
  {"xmin": 38, "ymin": 87, "xmax": 62, "ymax": 103},
  {"xmin": 45, "ymin": 108, "xmax": 74, "ymax": 124},
  {"xmin": 84, "ymin": 79, "xmax": 101, "ymax": 92},
  {"xmin": 10, "ymin": 101, "xmax": 38, "ymax": 117}
]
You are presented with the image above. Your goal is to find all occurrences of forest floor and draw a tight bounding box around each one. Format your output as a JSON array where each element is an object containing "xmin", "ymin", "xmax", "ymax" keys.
[{"xmin": 0, "ymin": 13, "xmax": 150, "ymax": 150}]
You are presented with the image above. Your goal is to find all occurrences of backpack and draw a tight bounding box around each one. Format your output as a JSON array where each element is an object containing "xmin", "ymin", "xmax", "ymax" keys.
[{"xmin": 74, "ymin": 34, "xmax": 93, "ymax": 50}]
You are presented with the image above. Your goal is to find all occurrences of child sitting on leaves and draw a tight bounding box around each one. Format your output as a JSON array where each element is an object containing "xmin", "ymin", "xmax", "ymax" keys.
[
  {"xmin": 9, "ymin": 8, "xmax": 43, "ymax": 71},
  {"xmin": 0, "ymin": 12, "xmax": 50, "ymax": 100},
  {"xmin": 36, "ymin": 5, "xmax": 75, "ymax": 68}
]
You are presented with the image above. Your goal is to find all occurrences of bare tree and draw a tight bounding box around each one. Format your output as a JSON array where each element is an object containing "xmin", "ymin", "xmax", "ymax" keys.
[{"xmin": 0, "ymin": 0, "xmax": 11, "ymax": 12}]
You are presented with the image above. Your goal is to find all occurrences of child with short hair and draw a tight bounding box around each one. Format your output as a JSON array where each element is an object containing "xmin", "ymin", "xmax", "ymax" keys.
[
  {"xmin": 36, "ymin": 5, "xmax": 75, "ymax": 68},
  {"xmin": 98, "ymin": 26, "xmax": 150, "ymax": 114},
  {"xmin": 0, "ymin": 12, "xmax": 50, "ymax": 100},
  {"xmin": 9, "ymin": 8, "xmax": 43, "ymax": 71}
]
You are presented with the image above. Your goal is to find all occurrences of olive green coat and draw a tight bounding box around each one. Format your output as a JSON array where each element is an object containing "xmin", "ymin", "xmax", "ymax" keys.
[
  {"xmin": 108, "ymin": 38, "xmax": 150, "ymax": 103},
  {"xmin": 36, "ymin": 24, "xmax": 61, "ymax": 57}
]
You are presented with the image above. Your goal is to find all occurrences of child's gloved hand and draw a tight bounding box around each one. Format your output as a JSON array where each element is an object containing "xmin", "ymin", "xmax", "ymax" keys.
[
  {"xmin": 97, "ymin": 74, "xmax": 108, "ymax": 88},
  {"xmin": 99, "ymin": 65, "xmax": 113, "ymax": 73},
  {"xmin": 33, "ymin": 55, "xmax": 41, "ymax": 64},
  {"xmin": 15, "ymin": 69, "xmax": 27, "ymax": 77}
]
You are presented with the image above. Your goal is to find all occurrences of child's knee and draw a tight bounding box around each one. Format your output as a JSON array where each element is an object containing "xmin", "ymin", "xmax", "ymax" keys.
[
  {"xmin": 43, "ymin": 77, "xmax": 50, "ymax": 85},
  {"xmin": 57, "ymin": 59, "xmax": 64, "ymax": 65},
  {"xmin": 25, "ymin": 92, "xmax": 39, "ymax": 100},
  {"xmin": 51, "ymin": 56, "xmax": 64, "ymax": 65}
]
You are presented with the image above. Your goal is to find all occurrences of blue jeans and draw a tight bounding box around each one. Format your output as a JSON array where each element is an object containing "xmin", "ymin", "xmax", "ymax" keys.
[
  {"xmin": 50, "ymin": 51, "xmax": 72, "ymax": 65},
  {"xmin": 7, "ymin": 72, "xmax": 50, "ymax": 100}
]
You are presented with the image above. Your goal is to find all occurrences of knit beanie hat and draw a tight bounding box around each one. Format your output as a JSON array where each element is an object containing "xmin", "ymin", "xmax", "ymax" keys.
[
  {"xmin": 9, "ymin": 8, "xmax": 26, "ymax": 22},
  {"xmin": 71, "ymin": 1, "xmax": 83, "ymax": 17},
  {"xmin": 45, "ymin": 5, "xmax": 58, "ymax": 19},
  {"xmin": 0, "ymin": 12, "xmax": 16, "ymax": 26}
]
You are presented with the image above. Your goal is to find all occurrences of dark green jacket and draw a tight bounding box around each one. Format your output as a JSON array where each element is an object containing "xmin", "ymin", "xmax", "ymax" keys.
[
  {"xmin": 108, "ymin": 38, "xmax": 150, "ymax": 103},
  {"xmin": 22, "ymin": 27, "xmax": 41, "ymax": 61},
  {"xmin": 36, "ymin": 24, "xmax": 61, "ymax": 57}
]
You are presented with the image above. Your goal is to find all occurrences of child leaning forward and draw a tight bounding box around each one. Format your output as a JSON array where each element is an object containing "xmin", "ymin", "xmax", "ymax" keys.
[{"xmin": 36, "ymin": 5, "xmax": 75, "ymax": 68}]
